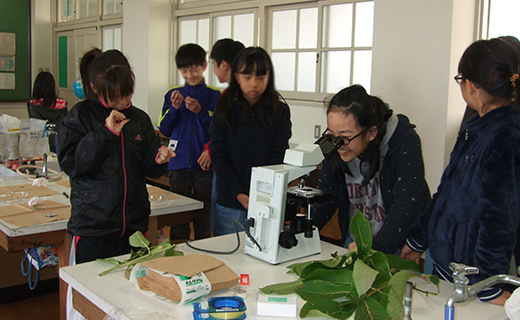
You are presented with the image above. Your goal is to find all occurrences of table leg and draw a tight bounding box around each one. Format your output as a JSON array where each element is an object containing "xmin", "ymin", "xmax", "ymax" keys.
[
  {"xmin": 148, "ymin": 216, "xmax": 158, "ymax": 247},
  {"xmin": 58, "ymin": 232, "xmax": 71, "ymax": 320}
]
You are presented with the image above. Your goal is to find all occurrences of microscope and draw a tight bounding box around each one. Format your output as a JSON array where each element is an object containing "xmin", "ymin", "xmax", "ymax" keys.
[{"xmin": 244, "ymin": 133, "xmax": 344, "ymax": 264}]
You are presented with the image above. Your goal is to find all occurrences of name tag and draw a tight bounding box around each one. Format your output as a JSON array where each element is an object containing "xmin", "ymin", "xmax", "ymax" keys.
[{"xmin": 168, "ymin": 139, "xmax": 178, "ymax": 151}]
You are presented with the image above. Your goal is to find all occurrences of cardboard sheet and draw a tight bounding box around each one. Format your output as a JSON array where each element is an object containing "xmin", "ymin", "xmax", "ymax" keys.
[
  {"xmin": 0, "ymin": 200, "xmax": 70, "ymax": 227},
  {"xmin": 55, "ymin": 180, "xmax": 70, "ymax": 188},
  {"xmin": 2, "ymin": 206, "xmax": 70, "ymax": 227},
  {"xmin": 3, "ymin": 184, "xmax": 60, "ymax": 198},
  {"xmin": 137, "ymin": 254, "xmax": 240, "ymax": 302},
  {"xmin": 0, "ymin": 203, "xmax": 31, "ymax": 218},
  {"xmin": 141, "ymin": 254, "xmax": 224, "ymax": 277}
]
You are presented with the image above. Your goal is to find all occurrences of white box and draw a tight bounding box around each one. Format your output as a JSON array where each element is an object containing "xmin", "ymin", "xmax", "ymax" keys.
[{"xmin": 257, "ymin": 294, "xmax": 297, "ymax": 318}]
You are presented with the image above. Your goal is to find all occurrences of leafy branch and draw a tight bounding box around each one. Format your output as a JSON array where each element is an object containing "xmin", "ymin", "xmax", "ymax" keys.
[
  {"xmin": 97, "ymin": 231, "xmax": 183, "ymax": 277},
  {"xmin": 260, "ymin": 210, "xmax": 439, "ymax": 320}
]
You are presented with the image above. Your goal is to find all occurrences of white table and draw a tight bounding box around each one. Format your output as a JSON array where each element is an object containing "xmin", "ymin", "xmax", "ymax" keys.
[
  {"xmin": 60, "ymin": 233, "xmax": 509, "ymax": 320},
  {"xmin": 0, "ymin": 170, "xmax": 203, "ymax": 320}
]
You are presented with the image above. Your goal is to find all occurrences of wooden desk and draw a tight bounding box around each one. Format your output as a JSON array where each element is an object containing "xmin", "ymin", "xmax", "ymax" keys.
[
  {"xmin": 60, "ymin": 233, "xmax": 508, "ymax": 320},
  {"xmin": 0, "ymin": 175, "xmax": 203, "ymax": 320}
]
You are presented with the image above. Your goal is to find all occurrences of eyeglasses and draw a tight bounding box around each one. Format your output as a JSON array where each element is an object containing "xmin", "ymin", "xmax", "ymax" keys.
[
  {"xmin": 325, "ymin": 129, "xmax": 367, "ymax": 146},
  {"xmin": 454, "ymin": 74, "xmax": 465, "ymax": 84}
]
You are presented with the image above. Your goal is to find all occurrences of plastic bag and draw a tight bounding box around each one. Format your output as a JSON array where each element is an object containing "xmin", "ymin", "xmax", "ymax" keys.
[
  {"xmin": 21, "ymin": 245, "xmax": 59, "ymax": 290},
  {"xmin": 103, "ymin": 303, "xmax": 178, "ymax": 320}
]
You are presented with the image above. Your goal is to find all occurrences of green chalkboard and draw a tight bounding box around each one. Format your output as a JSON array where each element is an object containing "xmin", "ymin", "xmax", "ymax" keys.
[{"xmin": 0, "ymin": 0, "xmax": 31, "ymax": 101}]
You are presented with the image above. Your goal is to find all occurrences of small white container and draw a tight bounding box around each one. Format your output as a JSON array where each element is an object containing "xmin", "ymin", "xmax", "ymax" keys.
[{"xmin": 20, "ymin": 118, "xmax": 47, "ymax": 133}]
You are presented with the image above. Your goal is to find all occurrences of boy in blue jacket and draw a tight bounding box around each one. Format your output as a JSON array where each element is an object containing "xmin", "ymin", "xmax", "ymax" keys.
[{"xmin": 158, "ymin": 43, "xmax": 221, "ymax": 240}]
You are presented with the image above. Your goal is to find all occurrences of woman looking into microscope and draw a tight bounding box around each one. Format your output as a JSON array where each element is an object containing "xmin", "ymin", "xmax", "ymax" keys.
[{"xmin": 311, "ymin": 84, "xmax": 430, "ymax": 254}]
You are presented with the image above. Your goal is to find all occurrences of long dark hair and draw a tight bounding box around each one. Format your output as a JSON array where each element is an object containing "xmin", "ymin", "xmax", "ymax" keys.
[
  {"xmin": 326, "ymin": 85, "xmax": 393, "ymax": 186},
  {"xmin": 214, "ymin": 46, "xmax": 282, "ymax": 128},
  {"xmin": 31, "ymin": 71, "xmax": 57, "ymax": 109},
  {"xmin": 80, "ymin": 48, "xmax": 102, "ymax": 99},
  {"xmin": 458, "ymin": 37, "xmax": 520, "ymax": 112},
  {"xmin": 80, "ymin": 48, "xmax": 134, "ymax": 102}
]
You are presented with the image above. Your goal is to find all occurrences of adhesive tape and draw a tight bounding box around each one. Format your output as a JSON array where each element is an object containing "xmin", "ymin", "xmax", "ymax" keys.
[{"xmin": 208, "ymin": 311, "xmax": 245, "ymax": 319}]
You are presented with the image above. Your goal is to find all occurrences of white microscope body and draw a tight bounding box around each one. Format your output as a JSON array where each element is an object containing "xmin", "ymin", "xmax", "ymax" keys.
[{"xmin": 244, "ymin": 143, "xmax": 325, "ymax": 264}]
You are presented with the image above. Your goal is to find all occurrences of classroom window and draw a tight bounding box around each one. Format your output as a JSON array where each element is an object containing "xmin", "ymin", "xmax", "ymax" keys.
[
  {"xmin": 103, "ymin": 25, "xmax": 122, "ymax": 51},
  {"xmin": 77, "ymin": 0, "xmax": 98, "ymax": 19},
  {"xmin": 480, "ymin": 0, "xmax": 520, "ymax": 40},
  {"xmin": 177, "ymin": 10, "xmax": 257, "ymax": 88},
  {"xmin": 58, "ymin": 0, "xmax": 122, "ymax": 23},
  {"xmin": 174, "ymin": 1, "xmax": 374, "ymax": 100},
  {"xmin": 59, "ymin": 0, "xmax": 74, "ymax": 22},
  {"xmin": 104, "ymin": 0, "xmax": 123, "ymax": 16},
  {"xmin": 177, "ymin": 17, "xmax": 211, "ymax": 85},
  {"xmin": 269, "ymin": 0, "xmax": 374, "ymax": 101}
]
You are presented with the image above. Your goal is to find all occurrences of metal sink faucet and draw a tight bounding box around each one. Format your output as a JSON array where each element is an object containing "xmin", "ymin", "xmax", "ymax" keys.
[{"xmin": 445, "ymin": 262, "xmax": 520, "ymax": 320}]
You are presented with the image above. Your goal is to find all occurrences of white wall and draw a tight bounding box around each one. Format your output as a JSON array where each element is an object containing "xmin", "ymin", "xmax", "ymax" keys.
[
  {"xmin": 123, "ymin": 0, "xmax": 173, "ymax": 126},
  {"xmin": 369, "ymin": 0, "xmax": 475, "ymax": 191},
  {"xmin": 32, "ymin": 0, "xmax": 53, "ymax": 82}
]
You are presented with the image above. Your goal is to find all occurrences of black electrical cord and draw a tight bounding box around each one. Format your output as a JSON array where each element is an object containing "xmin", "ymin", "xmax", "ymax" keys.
[{"xmin": 184, "ymin": 217, "xmax": 262, "ymax": 254}]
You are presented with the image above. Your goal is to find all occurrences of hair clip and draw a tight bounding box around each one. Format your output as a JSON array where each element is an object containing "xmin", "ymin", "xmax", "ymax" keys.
[{"xmin": 510, "ymin": 73, "xmax": 519, "ymax": 88}]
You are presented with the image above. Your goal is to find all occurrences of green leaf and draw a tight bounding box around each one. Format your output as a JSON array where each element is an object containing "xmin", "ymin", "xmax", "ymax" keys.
[
  {"xmin": 351, "ymin": 210, "xmax": 372, "ymax": 254},
  {"xmin": 353, "ymin": 260, "xmax": 379, "ymax": 297},
  {"xmin": 297, "ymin": 279, "xmax": 354, "ymax": 301},
  {"xmin": 129, "ymin": 231, "xmax": 150, "ymax": 249},
  {"xmin": 301, "ymin": 300, "xmax": 357, "ymax": 320},
  {"xmin": 95, "ymin": 258, "xmax": 121, "ymax": 266},
  {"xmin": 289, "ymin": 255, "xmax": 348, "ymax": 279},
  {"xmin": 366, "ymin": 251, "xmax": 391, "ymax": 282},
  {"xmin": 418, "ymin": 273, "xmax": 440, "ymax": 287},
  {"xmin": 305, "ymin": 268, "xmax": 353, "ymax": 284},
  {"xmin": 386, "ymin": 254, "xmax": 421, "ymax": 272},
  {"xmin": 355, "ymin": 296, "xmax": 391, "ymax": 320},
  {"xmin": 368, "ymin": 285, "xmax": 391, "ymax": 310},
  {"xmin": 164, "ymin": 246, "xmax": 183, "ymax": 256},
  {"xmin": 260, "ymin": 280, "xmax": 304, "ymax": 295},
  {"xmin": 386, "ymin": 270, "xmax": 410, "ymax": 320}
]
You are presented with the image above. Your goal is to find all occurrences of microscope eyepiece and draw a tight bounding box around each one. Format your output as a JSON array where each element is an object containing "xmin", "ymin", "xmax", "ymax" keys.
[{"xmin": 314, "ymin": 132, "xmax": 344, "ymax": 159}]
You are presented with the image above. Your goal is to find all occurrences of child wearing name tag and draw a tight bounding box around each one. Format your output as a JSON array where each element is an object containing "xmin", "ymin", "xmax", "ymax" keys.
[
  {"xmin": 209, "ymin": 46, "xmax": 292, "ymax": 236},
  {"xmin": 158, "ymin": 43, "xmax": 221, "ymax": 240}
]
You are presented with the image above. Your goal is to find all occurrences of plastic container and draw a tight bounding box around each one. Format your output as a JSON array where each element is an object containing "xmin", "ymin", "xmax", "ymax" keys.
[
  {"xmin": 0, "ymin": 122, "xmax": 21, "ymax": 134},
  {"xmin": 20, "ymin": 118, "xmax": 47, "ymax": 133}
]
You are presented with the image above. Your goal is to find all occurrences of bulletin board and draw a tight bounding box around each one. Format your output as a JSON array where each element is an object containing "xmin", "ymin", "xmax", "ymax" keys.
[{"xmin": 0, "ymin": 0, "xmax": 31, "ymax": 102}]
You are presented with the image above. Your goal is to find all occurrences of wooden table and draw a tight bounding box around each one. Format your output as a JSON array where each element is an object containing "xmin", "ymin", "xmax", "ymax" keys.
[
  {"xmin": 0, "ymin": 174, "xmax": 203, "ymax": 320},
  {"xmin": 60, "ymin": 233, "xmax": 509, "ymax": 320}
]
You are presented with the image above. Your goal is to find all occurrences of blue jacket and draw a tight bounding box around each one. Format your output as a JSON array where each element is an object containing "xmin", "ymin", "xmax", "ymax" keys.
[
  {"xmin": 158, "ymin": 80, "xmax": 221, "ymax": 171},
  {"xmin": 406, "ymin": 105, "xmax": 520, "ymax": 301},
  {"xmin": 311, "ymin": 114, "xmax": 431, "ymax": 254}
]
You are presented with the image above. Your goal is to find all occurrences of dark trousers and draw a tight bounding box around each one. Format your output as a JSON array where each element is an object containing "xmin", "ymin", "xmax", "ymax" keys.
[
  {"xmin": 75, "ymin": 234, "xmax": 133, "ymax": 264},
  {"xmin": 169, "ymin": 169, "xmax": 213, "ymax": 240}
]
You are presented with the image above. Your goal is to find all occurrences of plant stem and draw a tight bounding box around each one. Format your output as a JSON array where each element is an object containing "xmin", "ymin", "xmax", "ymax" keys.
[{"xmin": 97, "ymin": 245, "xmax": 174, "ymax": 277}]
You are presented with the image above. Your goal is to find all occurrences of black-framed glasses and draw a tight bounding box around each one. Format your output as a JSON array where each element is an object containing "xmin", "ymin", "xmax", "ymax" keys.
[
  {"xmin": 341, "ymin": 129, "xmax": 367, "ymax": 145},
  {"xmin": 454, "ymin": 74, "xmax": 465, "ymax": 84},
  {"xmin": 324, "ymin": 129, "xmax": 367, "ymax": 146}
]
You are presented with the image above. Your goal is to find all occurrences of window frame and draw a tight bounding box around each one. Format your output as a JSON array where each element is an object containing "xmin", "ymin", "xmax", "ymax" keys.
[
  {"xmin": 267, "ymin": 0, "xmax": 374, "ymax": 102},
  {"xmin": 173, "ymin": 0, "xmax": 374, "ymax": 102}
]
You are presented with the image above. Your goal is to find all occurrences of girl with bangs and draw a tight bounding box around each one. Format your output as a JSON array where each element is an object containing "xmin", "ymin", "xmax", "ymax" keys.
[
  {"xmin": 209, "ymin": 46, "xmax": 292, "ymax": 236},
  {"xmin": 58, "ymin": 48, "xmax": 175, "ymax": 265}
]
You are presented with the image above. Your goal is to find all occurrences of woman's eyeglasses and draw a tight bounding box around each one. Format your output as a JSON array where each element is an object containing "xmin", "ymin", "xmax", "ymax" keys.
[
  {"xmin": 454, "ymin": 74, "xmax": 465, "ymax": 84},
  {"xmin": 323, "ymin": 129, "xmax": 367, "ymax": 146}
]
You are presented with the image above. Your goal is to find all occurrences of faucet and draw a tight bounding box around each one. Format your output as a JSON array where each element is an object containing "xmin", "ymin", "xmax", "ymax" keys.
[{"xmin": 445, "ymin": 262, "xmax": 520, "ymax": 320}]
